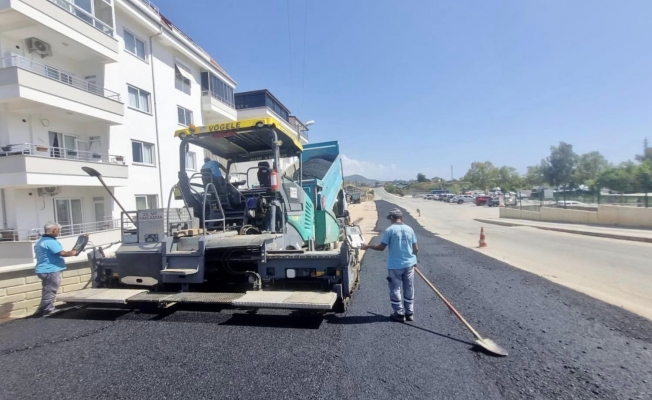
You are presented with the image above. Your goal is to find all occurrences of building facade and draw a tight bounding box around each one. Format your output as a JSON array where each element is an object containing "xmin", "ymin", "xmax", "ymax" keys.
[{"xmin": 0, "ymin": 0, "xmax": 309, "ymax": 268}]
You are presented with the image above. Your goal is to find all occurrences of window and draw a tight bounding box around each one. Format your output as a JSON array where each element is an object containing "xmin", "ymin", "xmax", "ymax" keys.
[
  {"xmin": 135, "ymin": 195, "xmax": 158, "ymax": 210},
  {"xmin": 201, "ymin": 71, "xmax": 234, "ymax": 106},
  {"xmin": 54, "ymin": 199, "xmax": 83, "ymax": 236},
  {"xmin": 175, "ymin": 65, "xmax": 191, "ymax": 95},
  {"xmin": 132, "ymin": 140, "xmax": 154, "ymax": 165},
  {"xmin": 124, "ymin": 30, "xmax": 146, "ymax": 60},
  {"xmin": 177, "ymin": 106, "xmax": 193, "ymax": 126},
  {"xmin": 186, "ymin": 151, "xmax": 196, "ymax": 170},
  {"xmin": 127, "ymin": 85, "xmax": 151, "ymax": 113}
]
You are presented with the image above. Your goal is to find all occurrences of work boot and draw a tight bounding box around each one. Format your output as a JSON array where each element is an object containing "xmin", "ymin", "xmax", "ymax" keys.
[
  {"xmin": 390, "ymin": 312, "xmax": 405, "ymax": 322},
  {"xmin": 405, "ymin": 314, "xmax": 414, "ymax": 322}
]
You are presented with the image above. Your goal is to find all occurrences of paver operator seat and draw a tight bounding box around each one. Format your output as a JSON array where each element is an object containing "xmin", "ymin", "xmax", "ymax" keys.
[{"xmin": 257, "ymin": 161, "xmax": 271, "ymax": 187}]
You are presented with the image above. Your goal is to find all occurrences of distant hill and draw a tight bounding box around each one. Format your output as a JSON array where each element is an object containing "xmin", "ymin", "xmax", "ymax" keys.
[{"xmin": 344, "ymin": 174, "xmax": 379, "ymax": 185}]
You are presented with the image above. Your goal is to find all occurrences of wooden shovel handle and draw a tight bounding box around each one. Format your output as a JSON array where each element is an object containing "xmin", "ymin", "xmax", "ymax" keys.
[{"xmin": 414, "ymin": 266, "xmax": 483, "ymax": 340}]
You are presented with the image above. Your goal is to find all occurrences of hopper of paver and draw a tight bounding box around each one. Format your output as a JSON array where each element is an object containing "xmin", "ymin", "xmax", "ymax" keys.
[{"xmin": 300, "ymin": 141, "xmax": 348, "ymax": 249}]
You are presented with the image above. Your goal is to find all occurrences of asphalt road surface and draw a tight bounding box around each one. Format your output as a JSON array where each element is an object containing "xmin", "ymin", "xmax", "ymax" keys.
[
  {"xmin": 1, "ymin": 200, "xmax": 651, "ymax": 399},
  {"xmin": 379, "ymin": 189, "xmax": 652, "ymax": 320}
]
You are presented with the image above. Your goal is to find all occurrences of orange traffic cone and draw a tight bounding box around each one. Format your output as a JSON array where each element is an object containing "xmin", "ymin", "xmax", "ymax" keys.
[{"xmin": 478, "ymin": 227, "xmax": 487, "ymax": 248}]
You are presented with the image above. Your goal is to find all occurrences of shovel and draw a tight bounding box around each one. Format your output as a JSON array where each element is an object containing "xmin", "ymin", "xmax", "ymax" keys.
[{"xmin": 414, "ymin": 266, "xmax": 508, "ymax": 357}]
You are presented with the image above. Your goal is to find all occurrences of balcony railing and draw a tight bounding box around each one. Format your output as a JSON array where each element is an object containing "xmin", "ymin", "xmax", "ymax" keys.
[
  {"xmin": 48, "ymin": 0, "xmax": 114, "ymax": 36},
  {"xmin": 138, "ymin": 0, "xmax": 160, "ymax": 15},
  {"xmin": 0, "ymin": 219, "xmax": 120, "ymax": 242},
  {"xmin": 0, "ymin": 143, "xmax": 126, "ymax": 165},
  {"xmin": 202, "ymin": 90, "xmax": 235, "ymax": 108},
  {"xmin": 0, "ymin": 55, "xmax": 121, "ymax": 102}
]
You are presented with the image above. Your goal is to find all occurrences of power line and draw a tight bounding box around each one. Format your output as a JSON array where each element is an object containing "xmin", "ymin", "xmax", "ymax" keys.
[{"xmin": 286, "ymin": 0, "xmax": 294, "ymax": 109}]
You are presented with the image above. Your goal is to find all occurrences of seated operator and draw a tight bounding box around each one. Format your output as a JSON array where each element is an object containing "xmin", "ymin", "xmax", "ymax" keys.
[{"xmin": 202, "ymin": 157, "xmax": 223, "ymax": 180}]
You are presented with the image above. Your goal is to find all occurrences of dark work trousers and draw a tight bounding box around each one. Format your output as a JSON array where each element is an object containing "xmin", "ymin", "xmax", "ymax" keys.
[
  {"xmin": 388, "ymin": 266, "xmax": 415, "ymax": 316},
  {"xmin": 36, "ymin": 271, "xmax": 62, "ymax": 314}
]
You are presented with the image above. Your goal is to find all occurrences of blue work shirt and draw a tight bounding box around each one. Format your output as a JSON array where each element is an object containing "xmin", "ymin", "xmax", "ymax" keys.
[
  {"xmin": 202, "ymin": 160, "xmax": 222, "ymax": 178},
  {"xmin": 381, "ymin": 224, "xmax": 417, "ymax": 270},
  {"xmin": 34, "ymin": 235, "xmax": 66, "ymax": 274}
]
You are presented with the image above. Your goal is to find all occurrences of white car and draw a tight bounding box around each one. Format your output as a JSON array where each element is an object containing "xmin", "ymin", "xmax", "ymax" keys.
[
  {"xmin": 557, "ymin": 201, "xmax": 587, "ymax": 206},
  {"xmin": 450, "ymin": 195, "xmax": 475, "ymax": 204}
]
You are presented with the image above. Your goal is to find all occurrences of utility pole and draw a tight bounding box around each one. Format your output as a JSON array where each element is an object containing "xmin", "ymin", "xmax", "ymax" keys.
[{"xmin": 451, "ymin": 165, "xmax": 454, "ymax": 181}]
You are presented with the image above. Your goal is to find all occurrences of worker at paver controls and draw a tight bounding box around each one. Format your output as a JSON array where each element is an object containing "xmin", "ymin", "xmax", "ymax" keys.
[
  {"xmin": 32, "ymin": 223, "xmax": 81, "ymax": 317},
  {"xmin": 202, "ymin": 157, "xmax": 223, "ymax": 179},
  {"xmin": 361, "ymin": 208, "xmax": 419, "ymax": 322}
]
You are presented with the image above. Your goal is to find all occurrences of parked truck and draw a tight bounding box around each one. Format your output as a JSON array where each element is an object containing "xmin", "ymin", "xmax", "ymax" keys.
[{"xmin": 61, "ymin": 117, "xmax": 363, "ymax": 312}]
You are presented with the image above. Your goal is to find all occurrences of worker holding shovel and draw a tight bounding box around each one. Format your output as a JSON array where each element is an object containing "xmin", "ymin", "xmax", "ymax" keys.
[{"xmin": 361, "ymin": 208, "xmax": 418, "ymax": 322}]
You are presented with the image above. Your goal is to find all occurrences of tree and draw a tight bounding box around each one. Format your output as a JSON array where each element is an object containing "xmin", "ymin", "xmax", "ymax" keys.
[
  {"xmin": 543, "ymin": 142, "xmax": 578, "ymax": 187},
  {"xmin": 574, "ymin": 151, "xmax": 611, "ymax": 186},
  {"xmin": 635, "ymin": 138, "xmax": 652, "ymax": 162},
  {"xmin": 416, "ymin": 173, "xmax": 428, "ymax": 183},
  {"xmin": 597, "ymin": 162, "xmax": 638, "ymax": 193},
  {"xmin": 497, "ymin": 166, "xmax": 523, "ymax": 191},
  {"xmin": 524, "ymin": 162, "xmax": 547, "ymax": 187},
  {"xmin": 463, "ymin": 161, "xmax": 499, "ymax": 191}
]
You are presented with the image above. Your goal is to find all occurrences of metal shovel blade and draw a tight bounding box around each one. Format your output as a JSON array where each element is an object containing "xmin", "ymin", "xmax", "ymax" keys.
[{"xmin": 475, "ymin": 338, "xmax": 508, "ymax": 357}]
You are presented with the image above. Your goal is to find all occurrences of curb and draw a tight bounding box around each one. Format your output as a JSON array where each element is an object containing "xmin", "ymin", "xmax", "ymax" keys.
[{"xmin": 474, "ymin": 219, "xmax": 652, "ymax": 244}]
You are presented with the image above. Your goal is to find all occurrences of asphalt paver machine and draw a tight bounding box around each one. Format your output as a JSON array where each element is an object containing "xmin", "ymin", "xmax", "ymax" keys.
[{"xmin": 60, "ymin": 118, "xmax": 364, "ymax": 312}]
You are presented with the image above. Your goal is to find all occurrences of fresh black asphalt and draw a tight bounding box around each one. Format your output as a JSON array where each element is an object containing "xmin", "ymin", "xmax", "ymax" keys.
[{"xmin": 0, "ymin": 200, "xmax": 650, "ymax": 399}]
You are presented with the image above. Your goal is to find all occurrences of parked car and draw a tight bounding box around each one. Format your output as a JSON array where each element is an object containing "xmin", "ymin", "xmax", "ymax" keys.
[
  {"xmin": 440, "ymin": 193, "xmax": 456, "ymax": 202},
  {"xmin": 475, "ymin": 195, "xmax": 490, "ymax": 206},
  {"xmin": 424, "ymin": 194, "xmax": 438, "ymax": 200},
  {"xmin": 557, "ymin": 201, "xmax": 587, "ymax": 207},
  {"xmin": 486, "ymin": 197, "xmax": 501, "ymax": 207},
  {"xmin": 450, "ymin": 195, "xmax": 475, "ymax": 204}
]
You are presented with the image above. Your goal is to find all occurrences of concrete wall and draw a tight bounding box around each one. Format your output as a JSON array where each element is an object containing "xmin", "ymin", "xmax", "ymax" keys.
[
  {"xmin": 500, "ymin": 207, "xmax": 542, "ymax": 221},
  {"xmin": 0, "ymin": 260, "xmax": 91, "ymax": 320},
  {"xmin": 541, "ymin": 207, "xmax": 599, "ymax": 225},
  {"xmin": 597, "ymin": 205, "xmax": 652, "ymax": 228},
  {"xmin": 501, "ymin": 205, "xmax": 651, "ymax": 228}
]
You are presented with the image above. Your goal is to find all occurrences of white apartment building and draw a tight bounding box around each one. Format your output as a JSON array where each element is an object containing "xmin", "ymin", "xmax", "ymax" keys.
[{"xmin": 0, "ymin": 0, "xmax": 309, "ymax": 268}]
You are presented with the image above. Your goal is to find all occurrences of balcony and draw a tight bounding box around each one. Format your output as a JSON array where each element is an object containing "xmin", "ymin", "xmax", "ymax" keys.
[
  {"xmin": 201, "ymin": 90, "xmax": 237, "ymax": 123},
  {"xmin": 0, "ymin": 143, "xmax": 128, "ymax": 188},
  {"xmin": 0, "ymin": 0, "xmax": 119, "ymax": 62},
  {"xmin": 0, "ymin": 220, "xmax": 121, "ymax": 268},
  {"xmin": 47, "ymin": 0, "xmax": 113, "ymax": 36},
  {"xmin": 0, "ymin": 55, "xmax": 124, "ymax": 124}
]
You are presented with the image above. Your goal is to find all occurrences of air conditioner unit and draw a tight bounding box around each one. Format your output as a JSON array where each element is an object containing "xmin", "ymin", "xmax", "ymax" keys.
[
  {"xmin": 37, "ymin": 187, "xmax": 59, "ymax": 197},
  {"xmin": 26, "ymin": 37, "xmax": 52, "ymax": 58}
]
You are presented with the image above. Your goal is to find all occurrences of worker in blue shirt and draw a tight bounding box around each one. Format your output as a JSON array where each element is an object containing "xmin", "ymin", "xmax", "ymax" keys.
[
  {"xmin": 202, "ymin": 157, "xmax": 223, "ymax": 179},
  {"xmin": 361, "ymin": 208, "xmax": 418, "ymax": 322},
  {"xmin": 33, "ymin": 223, "xmax": 82, "ymax": 317}
]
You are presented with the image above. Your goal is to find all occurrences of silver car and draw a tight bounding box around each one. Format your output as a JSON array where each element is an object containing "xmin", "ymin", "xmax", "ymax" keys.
[{"xmin": 449, "ymin": 195, "xmax": 475, "ymax": 204}]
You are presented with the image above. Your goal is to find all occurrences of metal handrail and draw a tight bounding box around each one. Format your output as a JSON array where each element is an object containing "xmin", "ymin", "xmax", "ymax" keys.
[
  {"xmin": 0, "ymin": 143, "xmax": 126, "ymax": 164},
  {"xmin": 138, "ymin": 0, "xmax": 160, "ymax": 14},
  {"xmin": 166, "ymin": 184, "xmax": 194, "ymax": 236},
  {"xmin": 48, "ymin": 0, "xmax": 114, "ymax": 36},
  {"xmin": 202, "ymin": 183, "xmax": 226, "ymax": 233},
  {"xmin": 0, "ymin": 219, "xmax": 121, "ymax": 242},
  {"xmin": 201, "ymin": 90, "xmax": 235, "ymax": 108},
  {"xmin": 0, "ymin": 55, "xmax": 121, "ymax": 102}
]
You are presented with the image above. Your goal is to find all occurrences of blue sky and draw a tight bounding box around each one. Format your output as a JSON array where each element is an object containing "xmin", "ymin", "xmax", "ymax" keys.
[{"xmin": 154, "ymin": 0, "xmax": 652, "ymax": 180}]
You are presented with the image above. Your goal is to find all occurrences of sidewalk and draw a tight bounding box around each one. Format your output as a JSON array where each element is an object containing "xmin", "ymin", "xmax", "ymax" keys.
[{"xmin": 475, "ymin": 217, "xmax": 652, "ymax": 244}]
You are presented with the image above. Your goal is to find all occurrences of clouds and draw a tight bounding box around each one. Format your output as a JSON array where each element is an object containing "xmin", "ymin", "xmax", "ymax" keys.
[
  {"xmin": 341, "ymin": 154, "xmax": 454, "ymax": 181},
  {"xmin": 340, "ymin": 154, "xmax": 397, "ymax": 180}
]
